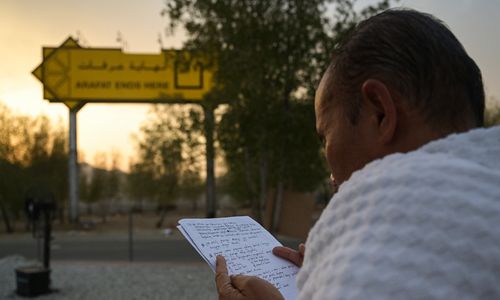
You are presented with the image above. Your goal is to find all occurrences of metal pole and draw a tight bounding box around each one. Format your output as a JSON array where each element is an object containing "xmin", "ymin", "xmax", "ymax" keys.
[
  {"xmin": 37, "ymin": 233, "xmax": 42, "ymax": 263},
  {"xmin": 68, "ymin": 106, "xmax": 81, "ymax": 223},
  {"xmin": 128, "ymin": 210, "xmax": 133, "ymax": 262},
  {"xmin": 43, "ymin": 210, "xmax": 51, "ymax": 269},
  {"xmin": 203, "ymin": 104, "xmax": 216, "ymax": 218}
]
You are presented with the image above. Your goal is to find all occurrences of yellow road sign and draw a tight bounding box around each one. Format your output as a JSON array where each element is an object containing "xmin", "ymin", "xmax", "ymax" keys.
[{"xmin": 32, "ymin": 37, "xmax": 215, "ymax": 103}]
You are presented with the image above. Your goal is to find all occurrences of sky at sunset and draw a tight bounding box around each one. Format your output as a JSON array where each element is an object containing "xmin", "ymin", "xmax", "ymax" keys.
[{"xmin": 1, "ymin": 0, "xmax": 499, "ymax": 171}]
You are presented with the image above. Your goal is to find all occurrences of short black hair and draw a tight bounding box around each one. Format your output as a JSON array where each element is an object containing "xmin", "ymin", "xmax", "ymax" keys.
[{"xmin": 327, "ymin": 8, "xmax": 485, "ymax": 131}]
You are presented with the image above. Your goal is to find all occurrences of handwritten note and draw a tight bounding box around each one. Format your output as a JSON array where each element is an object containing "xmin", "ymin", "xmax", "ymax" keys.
[{"xmin": 178, "ymin": 216, "xmax": 299, "ymax": 300}]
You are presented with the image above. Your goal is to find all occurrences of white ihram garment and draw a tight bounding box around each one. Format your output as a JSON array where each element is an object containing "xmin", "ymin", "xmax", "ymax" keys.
[{"xmin": 297, "ymin": 126, "xmax": 500, "ymax": 299}]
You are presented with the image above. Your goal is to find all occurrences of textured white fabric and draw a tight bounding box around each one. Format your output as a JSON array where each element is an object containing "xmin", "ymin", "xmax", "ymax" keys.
[{"xmin": 297, "ymin": 126, "xmax": 500, "ymax": 300}]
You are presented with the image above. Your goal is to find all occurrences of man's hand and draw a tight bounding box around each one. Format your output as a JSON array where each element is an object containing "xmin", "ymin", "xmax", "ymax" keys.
[
  {"xmin": 215, "ymin": 255, "xmax": 284, "ymax": 300},
  {"xmin": 272, "ymin": 243, "xmax": 305, "ymax": 267}
]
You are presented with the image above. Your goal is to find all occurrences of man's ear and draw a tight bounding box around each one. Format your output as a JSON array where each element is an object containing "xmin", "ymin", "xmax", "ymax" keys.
[{"xmin": 360, "ymin": 79, "xmax": 397, "ymax": 144}]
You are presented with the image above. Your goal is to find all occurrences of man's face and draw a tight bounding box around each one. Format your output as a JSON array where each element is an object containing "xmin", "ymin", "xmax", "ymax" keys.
[{"xmin": 314, "ymin": 72, "xmax": 375, "ymax": 186}]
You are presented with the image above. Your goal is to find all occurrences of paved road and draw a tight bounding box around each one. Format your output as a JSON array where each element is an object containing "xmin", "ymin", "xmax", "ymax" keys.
[{"xmin": 0, "ymin": 233, "xmax": 302, "ymax": 263}]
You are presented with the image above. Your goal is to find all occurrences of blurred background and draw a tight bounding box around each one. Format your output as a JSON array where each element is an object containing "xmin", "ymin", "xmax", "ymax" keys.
[{"xmin": 1, "ymin": 0, "xmax": 499, "ymax": 299}]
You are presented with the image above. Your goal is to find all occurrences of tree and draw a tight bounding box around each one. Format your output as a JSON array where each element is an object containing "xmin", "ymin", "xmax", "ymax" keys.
[
  {"xmin": 79, "ymin": 165, "xmax": 91, "ymax": 215},
  {"xmin": 0, "ymin": 103, "xmax": 25, "ymax": 231},
  {"xmin": 0, "ymin": 102, "xmax": 68, "ymax": 231},
  {"xmin": 162, "ymin": 0, "xmax": 393, "ymax": 223},
  {"xmin": 127, "ymin": 158, "xmax": 156, "ymax": 211},
  {"xmin": 87, "ymin": 153, "xmax": 107, "ymax": 216},
  {"xmin": 485, "ymin": 97, "xmax": 500, "ymax": 127},
  {"xmin": 129, "ymin": 104, "xmax": 205, "ymax": 226},
  {"xmin": 28, "ymin": 117, "xmax": 68, "ymax": 223},
  {"xmin": 105, "ymin": 150, "xmax": 122, "ymax": 203}
]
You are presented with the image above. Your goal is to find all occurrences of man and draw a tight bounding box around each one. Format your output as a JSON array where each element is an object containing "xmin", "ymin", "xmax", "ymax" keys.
[{"xmin": 215, "ymin": 8, "xmax": 500, "ymax": 299}]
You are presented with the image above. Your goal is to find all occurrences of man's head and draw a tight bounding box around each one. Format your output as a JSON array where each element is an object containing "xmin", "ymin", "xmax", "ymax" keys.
[{"xmin": 316, "ymin": 9, "xmax": 485, "ymax": 186}]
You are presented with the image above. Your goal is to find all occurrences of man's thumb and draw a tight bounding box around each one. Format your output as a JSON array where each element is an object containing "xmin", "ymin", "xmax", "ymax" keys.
[{"xmin": 230, "ymin": 274, "xmax": 250, "ymax": 289}]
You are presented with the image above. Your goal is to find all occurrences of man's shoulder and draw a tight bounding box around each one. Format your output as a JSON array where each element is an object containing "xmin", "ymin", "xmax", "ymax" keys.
[
  {"xmin": 299, "ymin": 127, "xmax": 500, "ymax": 300},
  {"xmin": 421, "ymin": 125, "xmax": 500, "ymax": 170},
  {"xmin": 344, "ymin": 126, "xmax": 500, "ymax": 197},
  {"xmin": 310, "ymin": 126, "xmax": 500, "ymax": 260}
]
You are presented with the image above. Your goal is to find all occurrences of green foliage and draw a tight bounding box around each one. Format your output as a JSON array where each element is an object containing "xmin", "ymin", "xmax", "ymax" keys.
[
  {"xmin": 105, "ymin": 151, "xmax": 122, "ymax": 200},
  {"xmin": 88, "ymin": 153, "xmax": 107, "ymax": 206},
  {"xmin": 128, "ymin": 104, "xmax": 205, "ymax": 206},
  {"xmin": 0, "ymin": 102, "xmax": 68, "ymax": 223},
  {"xmin": 78, "ymin": 152, "xmax": 124, "ymax": 215},
  {"xmin": 162, "ymin": 0, "xmax": 393, "ymax": 215},
  {"xmin": 79, "ymin": 166, "xmax": 90, "ymax": 208},
  {"xmin": 485, "ymin": 98, "xmax": 500, "ymax": 127}
]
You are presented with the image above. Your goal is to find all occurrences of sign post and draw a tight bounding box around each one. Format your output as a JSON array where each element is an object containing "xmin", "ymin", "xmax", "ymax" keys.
[
  {"xmin": 67, "ymin": 102, "xmax": 84, "ymax": 223},
  {"xmin": 203, "ymin": 103, "xmax": 216, "ymax": 218},
  {"xmin": 32, "ymin": 37, "xmax": 217, "ymax": 222}
]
